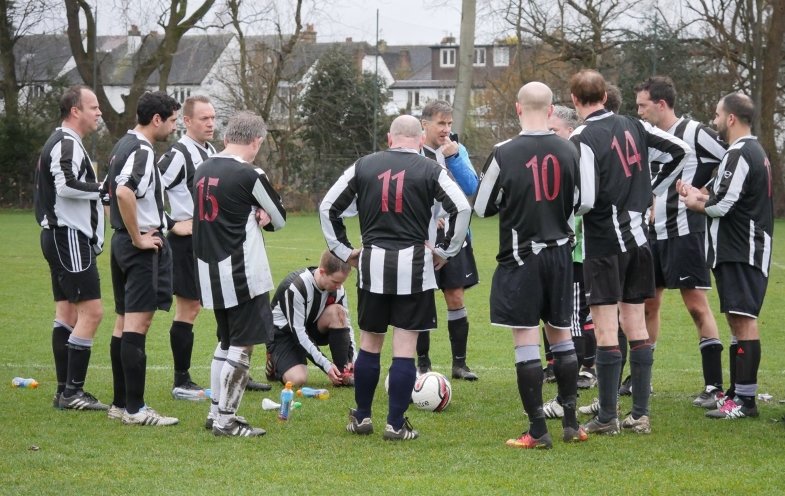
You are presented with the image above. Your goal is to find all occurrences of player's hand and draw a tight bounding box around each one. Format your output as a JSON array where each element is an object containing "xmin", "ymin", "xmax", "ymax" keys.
[
  {"xmin": 327, "ymin": 365, "xmax": 343, "ymax": 386},
  {"xmin": 347, "ymin": 248, "xmax": 361, "ymax": 268},
  {"xmin": 433, "ymin": 254, "xmax": 448, "ymax": 270},
  {"xmin": 134, "ymin": 230, "xmax": 163, "ymax": 251},
  {"xmin": 440, "ymin": 139, "xmax": 459, "ymax": 158},
  {"xmin": 677, "ymin": 179, "xmax": 707, "ymax": 210},
  {"xmin": 436, "ymin": 218, "xmax": 445, "ymax": 230},
  {"xmin": 256, "ymin": 209, "xmax": 271, "ymax": 228},
  {"xmin": 171, "ymin": 219, "xmax": 192, "ymax": 236}
]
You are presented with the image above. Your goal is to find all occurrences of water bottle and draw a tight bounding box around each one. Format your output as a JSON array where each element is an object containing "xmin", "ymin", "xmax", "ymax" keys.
[
  {"xmin": 11, "ymin": 377, "xmax": 39, "ymax": 389},
  {"xmin": 296, "ymin": 387, "xmax": 330, "ymax": 400},
  {"xmin": 278, "ymin": 382, "xmax": 294, "ymax": 421}
]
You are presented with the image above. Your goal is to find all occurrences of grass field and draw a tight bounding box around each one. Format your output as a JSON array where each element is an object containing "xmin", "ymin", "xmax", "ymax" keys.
[{"xmin": 2, "ymin": 210, "xmax": 784, "ymax": 495}]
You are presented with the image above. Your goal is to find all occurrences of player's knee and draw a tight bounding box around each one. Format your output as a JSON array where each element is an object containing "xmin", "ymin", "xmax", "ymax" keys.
[
  {"xmin": 282, "ymin": 366, "xmax": 307, "ymax": 387},
  {"xmin": 321, "ymin": 304, "xmax": 347, "ymax": 328},
  {"xmin": 443, "ymin": 289, "xmax": 464, "ymax": 309}
]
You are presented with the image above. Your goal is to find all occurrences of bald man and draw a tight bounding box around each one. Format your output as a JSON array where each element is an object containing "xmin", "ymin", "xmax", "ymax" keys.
[
  {"xmin": 320, "ymin": 115, "xmax": 471, "ymax": 441},
  {"xmin": 475, "ymin": 82, "xmax": 583, "ymax": 449}
]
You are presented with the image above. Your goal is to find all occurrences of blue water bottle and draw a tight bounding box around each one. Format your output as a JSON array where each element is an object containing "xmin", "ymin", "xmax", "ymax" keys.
[{"xmin": 278, "ymin": 381, "xmax": 294, "ymax": 421}]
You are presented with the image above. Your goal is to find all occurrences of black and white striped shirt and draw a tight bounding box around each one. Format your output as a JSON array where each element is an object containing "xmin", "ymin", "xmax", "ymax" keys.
[
  {"xmin": 571, "ymin": 110, "xmax": 690, "ymax": 258},
  {"xmin": 158, "ymin": 135, "xmax": 216, "ymax": 221},
  {"xmin": 651, "ymin": 117, "xmax": 726, "ymax": 239},
  {"xmin": 320, "ymin": 149, "xmax": 471, "ymax": 295},
  {"xmin": 475, "ymin": 131, "xmax": 578, "ymax": 266},
  {"xmin": 35, "ymin": 126, "xmax": 104, "ymax": 249},
  {"xmin": 107, "ymin": 131, "xmax": 167, "ymax": 232},
  {"xmin": 704, "ymin": 136, "xmax": 773, "ymax": 276},
  {"xmin": 271, "ymin": 268, "xmax": 356, "ymax": 374},
  {"xmin": 192, "ymin": 154, "xmax": 286, "ymax": 309}
]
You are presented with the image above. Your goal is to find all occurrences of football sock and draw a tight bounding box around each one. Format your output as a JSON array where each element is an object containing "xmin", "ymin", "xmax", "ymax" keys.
[
  {"xmin": 121, "ymin": 332, "xmax": 147, "ymax": 415},
  {"xmin": 52, "ymin": 320, "xmax": 72, "ymax": 394},
  {"xmin": 217, "ymin": 346, "xmax": 251, "ymax": 426},
  {"xmin": 618, "ymin": 327, "xmax": 628, "ymax": 387},
  {"xmin": 63, "ymin": 335, "xmax": 93, "ymax": 397},
  {"xmin": 699, "ymin": 338, "xmax": 724, "ymax": 390},
  {"xmin": 551, "ymin": 340, "xmax": 579, "ymax": 430},
  {"xmin": 582, "ymin": 326, "xmax": 596, "ymax": 368},
  {"xmin": 596, "ymin": 346, "xmax": 622, "ymax": 423},
  {"xmin": 210, "ymin": 344, "xmax": 229, "ymax": 417},
  {"xmin": 110, "ymin": 335, "xmax": 125, "ymax": 408},
  {"xmin": 170, "ymin": 321, "xmax": 194, "ymax": 386},
  {"xmin": 515, "ymin": 356, "xmax": 546, "ymax": 439},
  {"xmin": 447, "ymin": 309, "xmax": 469, "ymax": 366},
  {"xmin": 416, "ymin": 332, "xmax": 430, "ymax": 361},
  {"xmin": 727, "ymin": 337, "xmax": 738, "ymax": 398},
  {"xmin": 572, "ymin": 335, "xmax": 586, "ymax": 368},
  {"xmin": 735, "ymin": 340, "xmax": 760, "ymax": 409},
  {"xmin": 354, "ymin": 349, "xmax": 380, "ymax": 421},
  {"xmin": 327, "ymin": 327, "xmax": 351, "ymax": 371},
  {"xmin": 387, "ymin": 357, "xmax": 416, "ymax": 430},
  {"xmin": 629, "ymin": 340, "xmax": 653, "ymax": 418}
]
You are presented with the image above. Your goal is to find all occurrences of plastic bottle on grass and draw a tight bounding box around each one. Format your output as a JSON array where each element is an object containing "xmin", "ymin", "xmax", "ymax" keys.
[
  {"xmin": 278, "ymin": 382, "xmax": 294, "ymax": 421},
  {"xmin": 297, "ymin": 387, "xmax": 329, "ymax": 399},
  {"xmin": 12, "ymin": 377, "xmax": 38, "ymax": 388}
]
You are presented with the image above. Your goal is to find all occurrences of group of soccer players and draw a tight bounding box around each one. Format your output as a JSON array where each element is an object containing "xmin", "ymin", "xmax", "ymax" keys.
[{"xmin": 35, "ymin": 67, "xmax": 772, "ymax": 442}]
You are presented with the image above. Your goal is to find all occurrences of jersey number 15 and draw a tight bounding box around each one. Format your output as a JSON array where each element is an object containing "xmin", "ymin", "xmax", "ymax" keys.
[{"xmin": 196, "ymin": 176, "xmax": 220, "ymax": 221}]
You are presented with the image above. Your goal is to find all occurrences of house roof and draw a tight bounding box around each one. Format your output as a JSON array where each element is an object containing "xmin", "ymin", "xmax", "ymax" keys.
[{"xmin": 6, "ymin": 34, "xmax": 73, "ymax": 82}]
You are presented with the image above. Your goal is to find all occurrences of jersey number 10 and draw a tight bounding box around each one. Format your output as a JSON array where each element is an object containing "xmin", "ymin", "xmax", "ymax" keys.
[{"xmin": 525, "ymin": 154, "xmax": 561, "ymax": 201}]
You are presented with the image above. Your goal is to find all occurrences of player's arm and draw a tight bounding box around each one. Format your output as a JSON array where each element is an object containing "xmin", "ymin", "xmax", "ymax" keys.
[
  {"xmin": 251, "ymin": 169, "xmax": 286, "ymax": 231},
  {"xmin": 432, "ymin": 169, "xmax": 471, "ymax": 259},
  {"xmin": 116, "ymin": 149, "xmax": 161, "ymax": 250},
  {"xmin": 283, "ymin": 287, "xmax": 334, "ymax": 375},
  {"xmin": 51, "ymin": 139, "xmax": 100, "ymax": 199},
  {"xmin": 444, "ymin": 144, "xmax": 479, "ymax": 195},
  {"xmin": 474, "ymin": 148, "xmax": 502, "ymax": 218},
  {"xmin": 319, "ymin": 164, "xmax": 358, "ymax": 262},
  {"xmin": 643, "ymin": 122, "xmax": 690, "ymax": 196},
  {"xmin": 157, "ymin": 148, "xmax": 185, "ymax": 190},
  {"xmin": 338, "ymin": 290, "xmax": 357, "ymax": 363},
  {"xmin": 571, "ymin": 128, "xmax": 598, "ymax": 216},
  {"xmin": 691, "ymin": 126, "xmax": 727, "ymax": 188},
  {"xmin": 702, "ymin": 150, "xmax": 749, "ymax": 218}
]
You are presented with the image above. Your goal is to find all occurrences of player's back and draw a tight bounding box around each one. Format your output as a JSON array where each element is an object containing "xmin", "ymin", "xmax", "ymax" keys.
[{"xmin": 353, "ymin": 149, "xmax": 444, "ymax": 250}]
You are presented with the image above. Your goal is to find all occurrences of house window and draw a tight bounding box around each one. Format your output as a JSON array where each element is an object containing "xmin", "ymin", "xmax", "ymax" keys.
[
  {"xmin": 173, "ymin": 87, "xmax": 191, "ymax": 104},
  {"xmin": 440, "ymin": 48, "xmax": 456, "ymax": 68},
  {"xmin": 407, "ymin": 90, "xmax": 420, "ymax": 108},
  {"xmin": 437, "ymin": 89, "xmax": 452, "ymax": 103},
  {"xmin": 473, "ymin": 47, "xmax": 486, "ymax": 66},
  {"xmin": 28, "ymin": 85, "xmax": 45, "ymax": 100},
  {"xmin": 494, "ymin": 46, "xmax": 509, "ymax": 67}
]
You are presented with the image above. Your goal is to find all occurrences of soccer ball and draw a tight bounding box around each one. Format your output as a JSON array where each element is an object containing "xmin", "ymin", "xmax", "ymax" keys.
[{"xmin": 411, "ymin": 372, "xmax": 452, "ymax": 412}]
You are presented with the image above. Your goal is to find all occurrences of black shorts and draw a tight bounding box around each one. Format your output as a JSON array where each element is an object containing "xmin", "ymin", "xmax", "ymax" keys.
[
  {"xmin": 490, "ymin": 244, "xmax": 573, "ymax": 329},
  {"xmin": 357, "ymin": 289, "xmax": 437, "ymax": 333},
  {"xmin": 651, "ymin": 233, "xmax": 711, "ymax": 289},
  {"xmin": 436, "ymin": 238, "xmax": 479, "ymax": 290},
  {"xmin": 110, "ymin": 230, "xmax": 173, "ymax": 314},
  {"xmin": 571, "ymin": 262, "xmax": 592, "ymax": 338},
  {"xmin": 41, "ymin": 227, "xmax": 101, "ymax": 303},
  {"xmin": 713, "ymin": 262, "xmax": 768, "ymax": 318},
  {"xmin": 167, "ymin": 232, "xmax": 199, "ymax": 300},
  {"xmin": 583, "ymin": 244, "xmax": 655, "ymax": 306},
  {"xmin": 214, "ymin": 293, "xmax": 274, "ymax": 347},
  {"xmin": 268, "ymin": 323, "xmax": 326, "ymax": 381}
]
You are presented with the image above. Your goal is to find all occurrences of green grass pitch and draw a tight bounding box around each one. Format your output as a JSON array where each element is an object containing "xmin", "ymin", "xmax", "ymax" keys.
[{"xmin": 1, "ymin": 210, "xmax": 784, "ymax": 494}]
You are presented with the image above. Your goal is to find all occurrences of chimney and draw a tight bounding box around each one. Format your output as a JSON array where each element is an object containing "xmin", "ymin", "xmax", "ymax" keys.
[
  {"xmin": 127, "ymin": 24, "xmax": 141, "ymax": 54},
  {"xmin": 345, "ymin": 37, "xmax": 353, "ymax": 43},
  {"xmin": 301, "ymin": 23, "xmax": 316, "ymax": 44},
  {"xmin": 398, "ymin": 49, "xmax": 411, "ymax": 73},
  {"xmin": 440, "ymin": 35, "xmax": 456, "ymax": 45},
  {"xmin": 377, "ymin": 40, "xmax": 387, "ymax": 53}
]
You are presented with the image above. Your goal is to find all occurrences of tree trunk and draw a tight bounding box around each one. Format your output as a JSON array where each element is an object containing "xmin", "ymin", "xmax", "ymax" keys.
[
  {"xmin": 759, "ymin": 0, "xmax": 785, "ymax": 215},
  {"xmin": 452, "ymin": 0, "xmax": 476, "ymax": 136},
  {"xmin": 0, "ymin": 0, "xmax": 19, "ymax": 121}
]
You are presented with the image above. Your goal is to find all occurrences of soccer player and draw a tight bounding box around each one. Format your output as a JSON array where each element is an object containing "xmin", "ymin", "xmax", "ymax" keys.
[
  {"xmin": 35, "ymin": 85, "xmax": 107, "ymax": 411},
  {"xmin": 194, "ymin": 111, "xmax": 286, "ymax": 437},
  {"xmin": 106, "ymin": 91, "xmax": 182, "ymax": 426},
  {"xmin": 635, "ymin": 76, "xmax": 727, "ymax": 408},
  {"xmin": 679, "ymin": 92, "xmax": 772, "ymax": 420},
  {"xmin": 320, "ymin": 115, "xmax": 471, "ymax": 441},
  {"xmin": 542, "ymin": 106, "xmax": 598, "ymax": 421},
  {"xmin": 267, "ymin": 250, "xmax": 356, "ymax": 387},
  {"xmin": 570, "ymin": 69, "xmax": 690, "ymax": 435},
  {"xmin": 416, "ymin": 100, "xmax": 479, "ymax": 380},
  {"xmin": 475, "ymin": 82, "xmax": 583, "ymax": 449},
  {"xmin": 157, "ymin": 95, "xmax": 217, "ymax": 400}
]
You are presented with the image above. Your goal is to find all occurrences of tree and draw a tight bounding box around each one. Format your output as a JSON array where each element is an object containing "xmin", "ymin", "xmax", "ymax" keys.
[
  {"xmin": 452, "ymin": 0, "xmax": 475, "ymax": 136},
  {"xmin": 300, "ymin": 48, "xmax": 390, "ymax": 199},
  {"xmin": 64, "ymin": 0, "xmax": 215, "ymax": 138}
]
